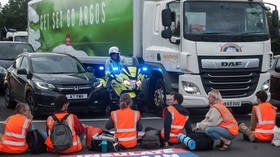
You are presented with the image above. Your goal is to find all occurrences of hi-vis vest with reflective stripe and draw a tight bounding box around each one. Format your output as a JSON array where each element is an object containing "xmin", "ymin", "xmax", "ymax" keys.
[
  {"xmin": 213, "ymin": 102, "xmax": 238, "ymax": 136},
  {"xmin": 0, "ymin": 114, "xmax": 31, "ymax": 154},
  {"xmin": 111, "ymin": 108, "xmax": 140, "ymax": 148},
  {"xmin": 161, "ymin": 105, "xmax": 188, "ymax": 143},
  {"xmin": 253, "ymin": 102, "xmax": 276, "ymax": 141},
  {"xmin": 45, "ymin": 113, "xmax": 82, "ymax": 154}
]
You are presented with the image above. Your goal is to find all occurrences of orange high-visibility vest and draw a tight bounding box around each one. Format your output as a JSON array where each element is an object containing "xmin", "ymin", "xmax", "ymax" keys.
[
  {"xmin": 45, "ymin": 112, "xmax": 82, "ymax": 154},
  {"xmin": 161, "ymin": 105, "xmax": 188, "ymax": 143},
  {"xmin": 253, "ymin": 102, "xmax": 276, "ymax": 141},
  {"xmin": 111, "ymin": 108, "xmax": 140, "ymax": 148},
  {"xmin": 0, "ymin": 114, "xmax": 31, "ymax": 154},
  {"xmin": 213, "ymin": 102, "xmax": 238, "ymax": 136}
]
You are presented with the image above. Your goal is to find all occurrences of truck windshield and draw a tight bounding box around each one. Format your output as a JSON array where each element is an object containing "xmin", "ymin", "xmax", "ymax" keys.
[
  {"xmin": 15, "ymin": 36, "xmax": 28, "ymax": 42},
  {"xmin": 0, "ymin": 43, "xmax": 34, "ymax": 60},
  {"xmin": 184, "ymin": 2, "xmax": 269, "ymax": 42}
]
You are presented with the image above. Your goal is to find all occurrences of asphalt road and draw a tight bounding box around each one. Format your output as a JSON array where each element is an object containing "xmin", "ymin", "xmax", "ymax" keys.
[{"xmin": 0, "ymin": 96, "xmax": 279, "ymax": 157}]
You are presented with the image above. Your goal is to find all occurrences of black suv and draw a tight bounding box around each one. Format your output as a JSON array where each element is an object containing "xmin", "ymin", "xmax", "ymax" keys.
[
  {"xmin": 0, "ymin": 41, "xmax": 34, "ymax": 91},
  {"xmin": 4, "ymin": 53, "xmax": 108, "ymax": 117}
]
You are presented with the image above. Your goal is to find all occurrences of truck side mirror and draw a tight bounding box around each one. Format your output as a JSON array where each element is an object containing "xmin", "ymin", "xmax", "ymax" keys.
[
  {"xmin": 162, "ymin": 9, "xmax": 172, "ymax": 27},
  {"xmin": 161, "ymin": 28, "xmax": 172, "ymax": 39},
  {"xmin": 272, "ymin": 10, "xmax": 279, "ymax": 28}
]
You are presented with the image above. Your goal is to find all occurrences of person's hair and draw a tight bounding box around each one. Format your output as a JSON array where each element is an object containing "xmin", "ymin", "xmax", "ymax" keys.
[
  {"xmin": 171, "ymin": 92, "xmax": 183, "ymax": 105},
  {"xmin": 119, "ymin": 93, "xmax": 132, "ymax": 109},
  {"xmin": 208, "ymin": 89, "xmax": 223, "ymax": 103},
  {"xmin": 255, "ymin": 90, "xmax": 267, "ymax": 103},
  {"xmin": 55, "ymin": 95, "xmax": 69, "ymax": 112},
  {"xmin": 15, "ymin": 103, "xmax": 29, "ymax": 114}
]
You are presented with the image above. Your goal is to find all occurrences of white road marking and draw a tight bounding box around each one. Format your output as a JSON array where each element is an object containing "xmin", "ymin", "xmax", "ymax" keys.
[{"xmin": 0, "ymin": 117, "xmax": 161, "ymax": 123}]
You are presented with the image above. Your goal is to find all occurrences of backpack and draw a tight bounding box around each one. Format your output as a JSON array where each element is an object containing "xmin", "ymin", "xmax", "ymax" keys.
[
  {"xmin": 51, "ymin": 114, "xmax": 73, "ymax": 151},
  {"xmin": 141, "ymin": 129, "xmax": 161, "ymax": 149},
  {"xmin": 189, "ymin": 132, "xmax": 214, "ymax": 150},
  {"xmin": 26, "ymin": 129, "xmax": 46, "ymax": 154}
]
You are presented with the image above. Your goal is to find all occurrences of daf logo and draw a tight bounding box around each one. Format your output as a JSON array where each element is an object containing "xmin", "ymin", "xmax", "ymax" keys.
[
  {"xmin": 73, "ymin": 86, "xmax": 79, "ymax": 91},
  {"xmin": 221, "ymin": 61, "xmax": 242, "ymax": 67}
]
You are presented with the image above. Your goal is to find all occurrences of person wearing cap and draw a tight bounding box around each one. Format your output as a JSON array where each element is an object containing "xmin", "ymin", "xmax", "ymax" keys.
[{"xmin": 105, "ymin": 46, "xmax": 123, "ymax": 76}]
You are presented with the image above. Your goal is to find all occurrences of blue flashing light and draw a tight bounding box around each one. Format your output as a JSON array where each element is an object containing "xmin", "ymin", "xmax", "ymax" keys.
[
  {"xmin": 142, "ymin": 67, "xmax": 148, "ymax": 71},
  {"xmin": 112, "ymin": 67, "xmax": 119, "ymax": 71},
  {"xmin": 153, "ymin": 67, "xmax": 163, "ymax": 73},
  {"xmin": 99, "ymin": 66, "xmax": 104, "ymax": 70}
]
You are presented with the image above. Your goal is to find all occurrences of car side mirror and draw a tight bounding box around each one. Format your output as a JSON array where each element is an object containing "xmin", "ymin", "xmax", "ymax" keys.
[{"xmin": 17, "ymin": 68, "xmax": 27, "ymax": 75}]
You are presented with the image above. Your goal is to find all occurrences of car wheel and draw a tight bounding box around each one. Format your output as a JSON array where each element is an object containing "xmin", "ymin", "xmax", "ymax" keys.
[
  {"xmin": 4, "ymin": 87, "xmax": 16, "ymax": 109},
  {"xmin": 26, "ymin": 92, "xmax": 39, "ymax": 118},
  {"xmin": 152, "ymin": 78, "xmax": 166, "ymax": 115}
]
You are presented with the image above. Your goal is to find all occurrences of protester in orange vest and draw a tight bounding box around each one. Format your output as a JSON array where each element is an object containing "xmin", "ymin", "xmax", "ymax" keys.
[
  {"xmin": 161, "ymin": 92, "xmax": 192, "ymax": 147},
  {"xmin": 0, "ymin": 103, "xmax": 33, "ymax": 154},
  {"xmin": 45, "ymin": 95, "xmax": 84, "ymax": 154},
  {"xmin": 193, "ymin": 89, "xmax": 238, "ymax": 151},
  {"xmin": 105, "ymin": 93, "xmax": 143, "ymax": 149},
  {"xmin": 239, "ymin": 90, "xmax": 276, "ymax": 142}
]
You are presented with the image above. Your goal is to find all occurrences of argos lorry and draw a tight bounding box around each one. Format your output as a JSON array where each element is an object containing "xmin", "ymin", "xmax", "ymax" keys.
[{"xmin": 28, "ymin": 0, "xmax": 279, "ymax": 109}]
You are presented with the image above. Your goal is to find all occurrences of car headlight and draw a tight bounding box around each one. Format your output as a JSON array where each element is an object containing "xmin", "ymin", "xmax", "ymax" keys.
[
  {"xmin": 182, "ymin": 81, "xmax": 201, "ymax": 95},
  {"xmin": 35, "ymin": 81, "xmax": 55, "ymax": 90},
  {"xmin": 262, "ymin": 80, "xmax": 270, "ymax": 91},
  {"xmin": 0, "ymin": 66, "xmax": 7, "ymax": 75},
  {"xmin": 93, "ymin": 80, "xmax": 102, "ymax": 88}
]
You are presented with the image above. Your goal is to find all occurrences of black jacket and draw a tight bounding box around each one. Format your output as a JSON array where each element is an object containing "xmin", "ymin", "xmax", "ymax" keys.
[{"xmin": 163, "ymin": 104, "xmax": 192, "ymax": 142}]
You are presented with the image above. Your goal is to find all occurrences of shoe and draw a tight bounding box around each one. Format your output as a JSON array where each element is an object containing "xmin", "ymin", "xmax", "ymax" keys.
[{"xmin": 218, "ymin": 141, "xmax": 231, "ymax": 151}]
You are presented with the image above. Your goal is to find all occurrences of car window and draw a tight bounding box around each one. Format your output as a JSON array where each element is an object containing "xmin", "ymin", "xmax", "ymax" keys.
[
  {"xmin": 276, "ymin": 58, "xmax": 280, "ymax": 70},
  {"xmin": 0, "ymin": 43, "xmax": 34, "ymax": 60},
  {"xmin": 20, "ymin": 57, "xmax": 29, "ymax": 70},
  {"xmin": 31, "ymin": 55, "xmax": 86, "ymax": 74},
  {"xmin": 13, "ymin": 57, "xmax": 22, "ymax": 69}
]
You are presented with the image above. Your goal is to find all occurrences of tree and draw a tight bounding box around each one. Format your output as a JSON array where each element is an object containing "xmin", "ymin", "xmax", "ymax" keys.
[{"xmin": 0, "ymin": 0, "xmax": 30, "ymax": 31}]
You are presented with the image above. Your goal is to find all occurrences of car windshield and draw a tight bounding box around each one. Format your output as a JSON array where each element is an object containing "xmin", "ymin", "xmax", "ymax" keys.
[
  {"xmin": 31, "ymin": 55, "xmax": 87, "ymax": 74},
  {"xmin": 15, "ymin": 36, "xmax": 28, "ymax": 42},
  {"xmin": 184, "ymin": 2, "xmax": 268, "ymax": 37},
  {"xmin": 0, "ymin": 43, "xmax": 34, "ymax": 60}
]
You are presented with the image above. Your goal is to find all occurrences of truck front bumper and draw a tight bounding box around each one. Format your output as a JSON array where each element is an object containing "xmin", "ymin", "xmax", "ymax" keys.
[{"xmin": 178, "ymin": 73, "xmax": 271, "ymax": 108}]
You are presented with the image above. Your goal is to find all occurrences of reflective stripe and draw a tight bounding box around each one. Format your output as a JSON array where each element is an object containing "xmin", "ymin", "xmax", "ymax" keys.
[
  {"xmin": 261, "ymin": 121, "xmax": 275, "ymax": 125},
  {"xmin": 67, "ymin": 115, "xmax": 76, "ymax": 135},
  {"xmin": 116, "ymin": 128, "xmax": 136, "ymax": 133},
  {"xmin": 47, "ymin": 117, "xmax": 53, "ymax": 135},
  {"xmin": 4, "ymin": 132, "xmax": 25, "ymax": 139},
  {"xmin": 73, "ymin": 137, "xmax": 81, "ymax": 146},
  {"xmin": 255, "ymin": 106, "xmax": 263, "ymax": 124},
  {"xmin": 223, "ymin": 122, "xmax": 237, "ymax": 128},
  {"xmin": 22, "ymin": 117, "xmax": 29, "ymax": 135},
  {"xmin": 2, "ymin": 140, "xmax": 26, "ymax": 146},
  {"xmin": 255, "ymin": 129, "xmax": 274, "ymax": 133},
  {"xmin": 134, "ymin": 111, "xmax": 138, "ymax": 129},
  {"xmin": 170, "ymin": 133, "xmax": 178, "ymax": 137},
  {"xmin": 171, "ymin": 125, "xmax": 184, "ymax": 129},
  {"xmin": 118, "ymin": 136, "xmax": 137, "ymax": 142},
  {"xmin": 170, "ymin": 109, "xmax": 174, "ymax": 120}
]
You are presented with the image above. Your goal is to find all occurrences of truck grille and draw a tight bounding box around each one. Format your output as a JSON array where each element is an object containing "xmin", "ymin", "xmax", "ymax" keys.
[{"xmin": 201, "ymin": 71, "xmax": 259, "ymax": 98}]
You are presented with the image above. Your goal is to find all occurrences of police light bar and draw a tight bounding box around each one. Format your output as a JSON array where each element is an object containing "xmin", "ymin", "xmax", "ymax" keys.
[{"xmin": 112, "ymin": 67, "xmax": 119, "ymax": 71}]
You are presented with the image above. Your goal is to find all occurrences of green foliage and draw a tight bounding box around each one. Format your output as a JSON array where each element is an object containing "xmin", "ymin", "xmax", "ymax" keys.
[{"xmin": 0, "ymin": 0, "xmax": 30, "ymax": 30}]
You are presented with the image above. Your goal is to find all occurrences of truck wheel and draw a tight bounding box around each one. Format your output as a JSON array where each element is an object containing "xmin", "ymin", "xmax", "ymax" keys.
[
  {"xmin": 152, "ymin": 78, "xmax": 166, "ymax": 110},
  {"xmin": 4, "ymin": 87, "xmax": 16, "ymax": 109},
  {"xmin": 26, "ymin": 92, "xmax": 39, "ymax": 118}
]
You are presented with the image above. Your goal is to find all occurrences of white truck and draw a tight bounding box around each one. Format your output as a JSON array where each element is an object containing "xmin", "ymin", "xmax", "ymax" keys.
[{"xmin": 28, "ymin": 0, "xmax": 279, "ymax": 109}]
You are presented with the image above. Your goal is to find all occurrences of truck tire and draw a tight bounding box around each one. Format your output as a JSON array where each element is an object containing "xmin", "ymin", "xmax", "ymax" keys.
[
  {"xmin": 4, "ymin": 87, "xmax": 16, "ymax": 109},
  {"xmin": 151, "ymin": 78, "xmax": 166, "ymax": 113}
]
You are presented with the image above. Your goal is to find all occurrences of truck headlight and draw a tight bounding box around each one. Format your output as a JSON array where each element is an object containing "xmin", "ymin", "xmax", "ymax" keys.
[
  {"xmin": 35, "ymin": 81, "xmax": 55, "ymax": 90},
  {"xmin": 262, "ymin": 80, "xmax": 270, "ymax": 91},
  {"xmin": 182, "ymin": 81, "xmax": 201, "ymax": 95}
]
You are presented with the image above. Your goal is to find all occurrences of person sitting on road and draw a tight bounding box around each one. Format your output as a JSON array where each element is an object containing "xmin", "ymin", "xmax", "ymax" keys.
[
  {"xmin": 105, "ymin": 93, "xmax": 143, "ymax": 149},
  {"xmin": 0, "ymin": 103, "xmax": 33, "ymax": 154},
  {"xmin": 161, "ymin": 92, "xmax": 192, "ymax": 147},
  {"xmin": 239, "ymin": 90, "xmax": 276, "ymax": 142},
  {"xmin": 193, "ymin": 89, "xmax": 238, "ymax": 151},
  {"xmin": 45, "ymin": 95, "xmax": 84, "ymax": 154}
]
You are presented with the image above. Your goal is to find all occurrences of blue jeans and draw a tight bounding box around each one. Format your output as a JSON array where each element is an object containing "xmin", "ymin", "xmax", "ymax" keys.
[{"xmin": 205, "ymin": 126, "xmax": 236, "ymax": 140}]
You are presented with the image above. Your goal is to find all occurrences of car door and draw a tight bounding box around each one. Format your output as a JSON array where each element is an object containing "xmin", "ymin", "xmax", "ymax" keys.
[
  {"xmin": 16, "ymin": 57, "xmax": 30, "ymax": 101},
  {"xmin": 9, "ymin": 57, "xmax": 23, "ymax": 99}
]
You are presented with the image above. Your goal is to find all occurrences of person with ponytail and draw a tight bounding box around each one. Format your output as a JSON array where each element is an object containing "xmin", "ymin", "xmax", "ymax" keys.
[{"xmin": 105, "ymin": 93, "xmax": 143, "ymax": 148}]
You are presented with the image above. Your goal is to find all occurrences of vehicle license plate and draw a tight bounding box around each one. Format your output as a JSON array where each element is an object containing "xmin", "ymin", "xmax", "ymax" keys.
[
  {"xmin": 224, "ymin": 101, "xmax": 241, "ymax": 107},
  {"xmin": 66, "ymin": 94, "xmax": 88, "ymax": 100}
]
